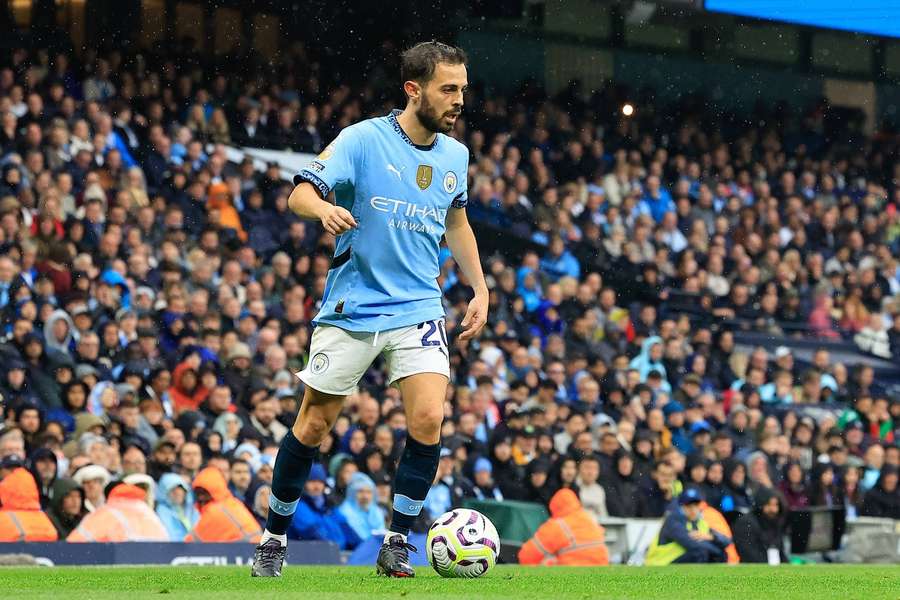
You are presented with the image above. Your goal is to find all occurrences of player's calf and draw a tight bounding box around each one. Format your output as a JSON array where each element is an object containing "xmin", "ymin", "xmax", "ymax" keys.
[{"xmin": 252, "ymin": 392, "xmax": 343, "ymax": 577}]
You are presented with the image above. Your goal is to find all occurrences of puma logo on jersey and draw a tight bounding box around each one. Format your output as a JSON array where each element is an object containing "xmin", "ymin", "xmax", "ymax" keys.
[{"xmin": 386, "ymin": 163, "xmax": 404, "ymax": 180}]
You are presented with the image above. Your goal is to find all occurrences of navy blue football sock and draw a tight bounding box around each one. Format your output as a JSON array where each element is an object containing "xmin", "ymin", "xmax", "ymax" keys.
[
  {"xmin": 265, "ymin": 430, "xmax": 318, "ymax": 536},
  {"xmin": 389, "ymin": 435, "xmax": 441, "ymax": 536}
]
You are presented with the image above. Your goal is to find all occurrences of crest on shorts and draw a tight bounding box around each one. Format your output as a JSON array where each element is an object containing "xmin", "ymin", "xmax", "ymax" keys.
[
  {"xmin": 416, "ymin": 165, "xmax": 433, "ymax": 190},
  {"xmin": 443, "ymin": 171, "xmax": 458, "ymax": 194},
  {"xmin": 310, "ymin": 353, "xmax": 330, "ymax": 374}
]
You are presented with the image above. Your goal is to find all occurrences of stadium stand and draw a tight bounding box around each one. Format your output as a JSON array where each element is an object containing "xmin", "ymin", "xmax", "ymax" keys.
[{"xmin": 0, "ymin": 30, "xmax": 899, "ymax": 566}]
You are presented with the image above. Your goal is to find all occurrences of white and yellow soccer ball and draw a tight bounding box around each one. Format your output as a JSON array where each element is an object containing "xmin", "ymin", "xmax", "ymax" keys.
[{"xmin": 425, "ymin": 508, "xmax": 500, "ymax": 578}]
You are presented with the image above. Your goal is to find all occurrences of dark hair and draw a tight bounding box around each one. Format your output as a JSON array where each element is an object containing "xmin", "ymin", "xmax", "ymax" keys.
[{"xmin": 400, "ymin": 41, "xmax": 467, "ymax": 86}]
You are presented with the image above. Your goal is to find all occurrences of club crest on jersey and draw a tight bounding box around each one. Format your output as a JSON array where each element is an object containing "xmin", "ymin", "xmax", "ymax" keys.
[
  {"xmin": 443, "ymin": 171, "xmax": 458, "ymax": 194},
  {"xmin": 416, "ymin": 165, "xmax": 433, "ymax": 190},
  {"xmin": 310, "ymin": 352, "xmax": 330, "ymax": 374}
]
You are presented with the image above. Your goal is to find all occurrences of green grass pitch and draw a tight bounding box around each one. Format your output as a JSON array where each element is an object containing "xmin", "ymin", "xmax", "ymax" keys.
[{"xmin": 1, "ymin": 565, "xmax": 898, "ymax": 599}]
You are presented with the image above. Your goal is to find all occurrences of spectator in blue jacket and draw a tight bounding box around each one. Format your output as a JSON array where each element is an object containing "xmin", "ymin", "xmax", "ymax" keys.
[
  {"xmin": 638, "ymin": 175, "xmax": 674, "ymax": 223},
  {"xmin": 539, "ymin": 236, "xmax": 580, "ymax": 281},
  {"xmin": 155, "ymin": 472, "xmax": 199, "ymax": 541},
  {"xmin": 288, "ymin": 463, "xmax": 361, "ymax": 550}
]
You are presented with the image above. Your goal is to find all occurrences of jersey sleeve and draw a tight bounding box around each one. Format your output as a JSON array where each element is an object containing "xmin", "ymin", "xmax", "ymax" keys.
[
  {"xmin": 294, "ymin": 126, "xmax": 364, "ymax": 198},
  {"xmin": 450, "ymin": 152, "xmax": 469, "ymax": 209}
]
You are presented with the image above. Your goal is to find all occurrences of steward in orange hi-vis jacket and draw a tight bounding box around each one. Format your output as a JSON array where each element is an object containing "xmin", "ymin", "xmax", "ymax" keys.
[
  {"xmin": 185, "ymin": 466, "xmax": 261, "ymax": 543},
  {"xmin": 702, "ymin": 501, "xmax": 740, "ymax": 563},
  {"xmin": 518, "ymin": 488, "xmax": 609, "ymax": 566},
  {"xmin": 0, "ymin": 468, "xmax": 58, "ymax": 541},
  {"xmin": 67, "ymin": 483, "xmax": 168, "ymax": 542}
]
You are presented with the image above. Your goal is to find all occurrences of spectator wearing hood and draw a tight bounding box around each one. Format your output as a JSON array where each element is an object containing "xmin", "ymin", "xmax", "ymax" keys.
[
  {"xmin": 15, "ymin": 401, "xmax": 44, "ymax": 454},
  {"xmin": 288, "ymin": 463, "xmax": 360, "ymax": 550},
  {"xmin": 519, "ymin": 488, "xmax": 609, "ymax": 566},
  {"xmin": 1, "ymin": 358, "xmax": 36, "ymax": 409},
  {"xmin": 212, "ymin": 413, "xmax": 243, "ymax": 455},
  {"xmin": 861, "ymin": 465, "xmax": 900, "ymax": 519},
  {"xmin": 663, "ymin": 402, "xmax": 690, "ymax": 454},
  {"xmin": 223, "ymin": 342, "xmax": 259, "ymax": 408},
  {"xmin": 28, "ymin": 447, "xmax": 58, "ymax": 508},
  {"xmin": 732, "ymin": 487, "xmax": 788, "ymax": 563},
  {"xmin": 630, "ymin": 336, "xmax": 667, "ymax": 383},
  {"xmin": 86, "ymin": 381, "xmax": 118, "ymax": 418},
  {"xmin": 185, "ymin": 466, "xmax": 261, "ymax": 542},
  {"xmin": 520, "ymin": 457, "xmax": 552, "ymax": 506},
  {"xmin": 207, "ymin": 183, "xmax": 247, "ymax": 242},
  {"xmin": 0, "ymin": 467, "xmax": 58, "ymax": 541},
  {"xmin": 726, "ymin": 407, "xmax": 754, "ymax": 454},
  {"xmin": 44, "ymin": 308, "xmax": 76, "ymax": 356},
  {"xmin": 168, "ymin": 359, "xmax": 209, "ymax": 414},
  {"xmin": 602, "ymin": 450, "xmax": 640, "ymax": 517},
  {"xmin": 155, "ymin": 472, "xmax": 199, "ymax": 541},
  {"xmin": 60, "ymin": 411, "xmax": 106, "ymax": 458},
  {"xmin": 20, "ymin": 333, "xmax": 66, "ymax": 410},
  {"xmin": 68, "ymin": 483, "xmax": 168, "ymax": 542},
  {"xmin": 702, "ymin": 459, "xmax": 729, "ymax": 510},
  {"xmin": 244, "ymin": 479, "xmax": 271, "ymax": 528},
  {"xmin": 492, "ymin": 434, "xmax": 527, "ymax": 501},
  {"xmin": 47, "ymin": 477, "xmax": 86, "ymax": 538},
  {"xmin": 337, "ymin": 472, "xmax": 385, "ymax": 542},
  {"xmin": 721, "ymin": 458, "xmax": 753, "ymax": 513}
]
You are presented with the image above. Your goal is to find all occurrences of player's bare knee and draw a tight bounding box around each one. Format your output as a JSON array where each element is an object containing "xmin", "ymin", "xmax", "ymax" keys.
[
  {"xmin": 294, "ymin": 414, "xmax": 330, "ymax": 446},
  {"xmin": 407, "ymin": 406, "xmax": 443, "ymax": 442}
]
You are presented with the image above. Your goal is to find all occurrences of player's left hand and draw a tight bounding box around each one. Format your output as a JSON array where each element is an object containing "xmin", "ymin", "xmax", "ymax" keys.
[{"xmin": 458, "ymin": 292, "xmax": 488, "ymax": 342}]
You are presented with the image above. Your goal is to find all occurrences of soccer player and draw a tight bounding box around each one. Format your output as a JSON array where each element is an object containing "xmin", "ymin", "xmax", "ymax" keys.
[{"xmin": 251, "ymin": 41, "xmax": 487, "ymax": 578}]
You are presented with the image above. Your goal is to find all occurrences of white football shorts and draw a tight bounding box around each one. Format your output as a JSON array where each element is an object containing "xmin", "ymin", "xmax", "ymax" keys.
[{"xmin": 296, "ymin": 319, "xmax": 451, "ymax": 396}]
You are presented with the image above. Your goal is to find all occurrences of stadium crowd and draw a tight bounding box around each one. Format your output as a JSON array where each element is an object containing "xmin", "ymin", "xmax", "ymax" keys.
[{"xmin": 0, "ymin": 42, "xmax": 899, "ymax": 558}]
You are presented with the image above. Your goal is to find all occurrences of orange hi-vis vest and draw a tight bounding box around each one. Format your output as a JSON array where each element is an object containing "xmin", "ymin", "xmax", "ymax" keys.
[
  {"xmin": 68, "ymin": 484, "xmax": 169, "ymax": 542},
  {"xmin": 702, "ymin": 502, "xmax": 740, "ymax": 564},
  {"xmin": 0, "ymin": 468, "xmax": 58, "ymax": 542},
  {"xmin": 185, "ymin": 467, "xmax": 261, "ymax": 543},
  {"xmin": 518, "ymin": 488, "xmax": 610, "ymax": 566}
]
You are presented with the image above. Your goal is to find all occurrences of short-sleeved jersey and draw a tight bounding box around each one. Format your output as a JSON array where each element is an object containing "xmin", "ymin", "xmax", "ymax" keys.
[{"xmin": 295, "ymin": 110, "xmax": 469, "ymax": 333}]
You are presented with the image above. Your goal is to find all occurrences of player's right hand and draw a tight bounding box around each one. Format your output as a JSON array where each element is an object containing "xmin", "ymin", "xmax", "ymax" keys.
[{"xmin": 320, "ymin": 204, "xmax": 357, "ymax": 235}]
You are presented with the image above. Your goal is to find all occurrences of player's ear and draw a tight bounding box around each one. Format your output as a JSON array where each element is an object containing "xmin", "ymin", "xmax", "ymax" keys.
[{"xmin": 403, "ymin": 80, "xmax": 421, "ymax": 103}]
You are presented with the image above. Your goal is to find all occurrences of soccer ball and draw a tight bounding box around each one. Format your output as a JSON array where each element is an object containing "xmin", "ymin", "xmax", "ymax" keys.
[{"xmin": 426, "ymin": 508, "xmax": 500, "ymax": 578}]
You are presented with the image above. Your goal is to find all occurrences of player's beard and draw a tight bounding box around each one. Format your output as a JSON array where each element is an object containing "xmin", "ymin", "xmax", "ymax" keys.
[{"xmin": 416, "ymin": 93, "xmax": 458, "ymax": 134}]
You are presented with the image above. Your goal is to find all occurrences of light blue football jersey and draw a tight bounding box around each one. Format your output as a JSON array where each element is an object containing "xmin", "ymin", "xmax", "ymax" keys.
[{"xmin": 294, "ymin": 110, "xmax": 469, "ymax": 333}]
